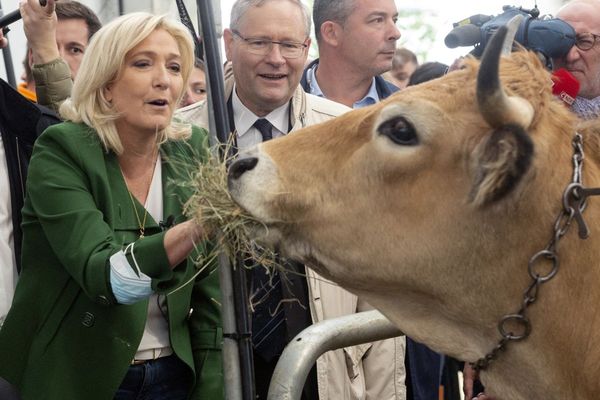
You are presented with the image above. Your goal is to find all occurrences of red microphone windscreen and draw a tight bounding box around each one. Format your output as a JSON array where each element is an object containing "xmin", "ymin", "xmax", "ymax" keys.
[{"xmin": 551, "ymin": 68, "xmax": 580, "ymax": 106}]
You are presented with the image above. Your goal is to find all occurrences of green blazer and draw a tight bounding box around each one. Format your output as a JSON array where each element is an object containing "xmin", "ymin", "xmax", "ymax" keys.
[{"xmin": 0, "ymin": 122, "xmax": 223, "ymax": 399}]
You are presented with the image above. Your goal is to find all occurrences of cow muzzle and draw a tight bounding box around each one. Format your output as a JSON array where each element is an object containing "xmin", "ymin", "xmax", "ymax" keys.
[
  {"xmin": 227, "ymin": 147, "xmax": 281, "ymax": 224},
  {"xmin": 228, "ymin": 157, "xmax": 258, "ymax": 181}
]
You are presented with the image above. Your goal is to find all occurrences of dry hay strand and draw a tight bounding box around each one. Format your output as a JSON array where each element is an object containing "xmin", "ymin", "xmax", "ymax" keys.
[
  {"xmin": 183, "ymin": 143, "xmax": 280, "ymax": 273},
  {"xmin": 175, "ymin": 141, "xmax": 334, "ymax": 308}
]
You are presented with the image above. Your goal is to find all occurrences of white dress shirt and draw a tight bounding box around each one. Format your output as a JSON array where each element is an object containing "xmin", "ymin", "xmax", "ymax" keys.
[
  {"xmin": 136, "ymin": 154, "xmax": 171, "ymax": 358},
  {"xmin": 232, "ymin": 85, "xmax": 290, "ymax": 152}
]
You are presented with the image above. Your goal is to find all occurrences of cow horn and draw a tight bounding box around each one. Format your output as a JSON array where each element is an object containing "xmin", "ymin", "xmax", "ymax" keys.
[
  {"xmin": 501, "ymin": 15, "xmax": 522, "ymax": 55},
  {"xmin": 477, "ymin": 15, "xmax": 534, "ymax": 128}
]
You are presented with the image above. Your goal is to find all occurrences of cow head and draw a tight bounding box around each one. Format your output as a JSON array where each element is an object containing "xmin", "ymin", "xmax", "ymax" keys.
[
  {"xmin": 228, "ymin": 22, "xmax": 576, "ymax": 291},
  {"xmin": 227, "ymin": 21, "xmax": 600, "ymax": 398}
]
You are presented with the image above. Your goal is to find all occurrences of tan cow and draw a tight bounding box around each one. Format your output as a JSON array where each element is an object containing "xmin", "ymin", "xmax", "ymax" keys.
[{"xmin": 227, "ymin": 22, "xmax": 600, "ymax": 400}]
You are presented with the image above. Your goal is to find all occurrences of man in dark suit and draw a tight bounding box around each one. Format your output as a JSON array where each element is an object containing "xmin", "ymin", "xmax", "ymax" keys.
[{"xmin": 0, "ymin": 76, "xmax": 60, "ymax": 400}]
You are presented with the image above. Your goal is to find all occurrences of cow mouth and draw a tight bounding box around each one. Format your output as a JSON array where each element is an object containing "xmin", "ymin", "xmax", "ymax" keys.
[
  {"xmin": 259, "ymin": 224, "xmax": 313, "ymax": 259},
  {"xmin": 247, "ymin": 221, "xmax": 285, "ymax": 248},
  {"xmin": 249, "ymin": 223, "xmax": 311, "ymax": 258}
]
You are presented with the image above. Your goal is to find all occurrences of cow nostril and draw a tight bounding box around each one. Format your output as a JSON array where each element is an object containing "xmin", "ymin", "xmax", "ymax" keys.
[{"xmin": 228, "ymin": 157, "xmax": 259, "ymax": 180}]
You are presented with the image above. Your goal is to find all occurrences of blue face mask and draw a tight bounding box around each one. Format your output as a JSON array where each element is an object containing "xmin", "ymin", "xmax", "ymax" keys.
[{"xmin": 109, "ymin": 244, "xmax": 153, "ymax": 305}]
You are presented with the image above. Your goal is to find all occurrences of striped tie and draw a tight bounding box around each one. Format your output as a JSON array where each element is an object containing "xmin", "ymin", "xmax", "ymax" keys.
[
  {"xmin": 251, "ymin": 265, "xmax": 286, "ymax": 361},
  {"xmin": 250, "ymin": 119, "xmax": 286, "ymax": 360}
]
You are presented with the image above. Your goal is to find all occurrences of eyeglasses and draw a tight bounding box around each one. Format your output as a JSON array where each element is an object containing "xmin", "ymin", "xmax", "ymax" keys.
[
  {"xmin": 575, "ymin": 32, "xmax": 600, "ymax": 51},
  {"xmin": 231, "ymin": 29, "xmax": 308, "ymax": 59}
]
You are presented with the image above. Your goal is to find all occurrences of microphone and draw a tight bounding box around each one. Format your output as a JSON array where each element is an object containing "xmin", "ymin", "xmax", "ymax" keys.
[
  {"xmin": 551, "ymin": 68, "xmax": 580, "ymax": 106},
  {"xmin": 0, "ymin": 0, "xmax": 48, "ymax": 30},
  {"xmin": 444, "ymin": 24, "xmax": 482, "ymax": 48},
  {"xmin": 159, "ymin": 215, "xmax": 175, "ymax": 231}
]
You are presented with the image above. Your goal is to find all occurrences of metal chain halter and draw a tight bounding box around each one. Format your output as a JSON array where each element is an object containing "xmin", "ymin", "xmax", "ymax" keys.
[{"xmin": 472, "ymin": 133, "xmax": 600, "ymax": 371}]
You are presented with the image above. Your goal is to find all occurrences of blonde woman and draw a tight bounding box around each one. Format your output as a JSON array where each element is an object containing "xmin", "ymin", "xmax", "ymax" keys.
[{"xmin": 0, "ymin": 12, "xmax": 222, "ymax": 400}]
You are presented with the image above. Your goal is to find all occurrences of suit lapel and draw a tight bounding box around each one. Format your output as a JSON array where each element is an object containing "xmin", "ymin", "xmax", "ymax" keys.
[{"xmin": 160, "ymin": 140, "xmax": 193, "ymax": 227}]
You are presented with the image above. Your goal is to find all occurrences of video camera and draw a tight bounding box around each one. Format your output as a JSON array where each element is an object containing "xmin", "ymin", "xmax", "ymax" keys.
[{"xmin": 444, "ymin": 5, "xmax": 576, "ymax": 69}]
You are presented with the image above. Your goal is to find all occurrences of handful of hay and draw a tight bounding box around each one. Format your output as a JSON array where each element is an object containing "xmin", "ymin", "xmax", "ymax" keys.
[
  {"xmin": 179, "ymin": 144, "xmax": 312, "ymax": 312},
  {"xmin": 183, "ymin": 145, "xmax": 279, "ymax": 271}
]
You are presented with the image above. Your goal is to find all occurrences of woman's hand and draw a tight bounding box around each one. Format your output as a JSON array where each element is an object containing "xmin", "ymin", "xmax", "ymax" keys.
[
  {"xmin": 163, "ymin": 219, "xmax": 208, "ymax": 268},
  {"xmin": 463, "ymin": 363, "xmax": 495, "ymax": 400},
  {"xmin": 0, "ymin": 30, "xmax": 7, "ymax": 48}
]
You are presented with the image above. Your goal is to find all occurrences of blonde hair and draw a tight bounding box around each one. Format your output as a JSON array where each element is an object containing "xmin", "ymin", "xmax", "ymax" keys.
[{"xmin": 60, "ymin": 12, "xmax": 195, "ymax": 154}]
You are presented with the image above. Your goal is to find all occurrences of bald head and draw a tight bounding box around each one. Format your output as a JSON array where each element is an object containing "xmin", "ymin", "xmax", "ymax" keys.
[
  {"xmin": 559, "ymin": 0, "xmax": 600, "ymax": 12},
  {"xmin": 555, "ymin": 0, "xmax": 600, "ymax": 98},
  {"xmin": 557, "ymin": 0, "xmax": 600, "ymax": 25}
]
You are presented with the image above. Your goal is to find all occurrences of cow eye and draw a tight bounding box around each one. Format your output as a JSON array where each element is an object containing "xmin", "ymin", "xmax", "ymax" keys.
[{"xmin": 378, "ymin": 116, "xmax": 418, "ymax": 146}]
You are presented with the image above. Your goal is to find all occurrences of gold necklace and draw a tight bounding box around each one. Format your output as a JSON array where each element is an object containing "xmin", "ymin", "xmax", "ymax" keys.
[
  {"xmin": 127, "ymin": 189, "xmax": 149, "ymax": 238},
  {"xmin": 122, "ymin": 150, "xmax": 158, "ymax": 239}
]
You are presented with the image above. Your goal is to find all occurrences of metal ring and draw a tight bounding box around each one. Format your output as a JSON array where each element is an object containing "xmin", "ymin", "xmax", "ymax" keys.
[
  {"xmin": 563, "ymin": 183, "xmax": 587, "ymax": 213},
  {"xmin": 528, "ymin": 250, "xmax": 559, "ymax": 282},
  {"xmin": 499, "ymin": 314, "xmax": 531, "ymax": 341}
]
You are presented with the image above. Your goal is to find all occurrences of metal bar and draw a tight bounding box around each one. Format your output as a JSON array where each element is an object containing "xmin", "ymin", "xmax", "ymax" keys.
[
  {"xmin": 197, "ymin": 0, "xmax": 228, "ymax": 145},
  {"xmin": 232, "ymin": 259, "xmax": 255, "ymax": 400},
  {"xmin": 196, "ymin": 1, "xmax": 255, "ymax": 399},
  {"xmin": 267, "ymin": 310, "xmax": 404, "ymax": 400},
  {"xmin": 1, "ymin": 42, "xmax": 15, "ymax": 88},
  {"xmin": 0, "ymin": 0, "xmax": 16, "ymax": 87},
  {"xmin": 217, "ymin": 250, "xmax": 243, "ymax": 400}
]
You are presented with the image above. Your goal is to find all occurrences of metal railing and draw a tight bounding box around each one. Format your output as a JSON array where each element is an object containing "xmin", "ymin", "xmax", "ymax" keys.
[{"xmin": 268, "ymin": 310, "xmax": 404, "ymax": 400}]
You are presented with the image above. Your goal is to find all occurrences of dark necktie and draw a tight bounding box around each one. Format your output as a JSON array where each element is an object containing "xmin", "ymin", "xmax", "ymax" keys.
[
  {"xmin": 249, "ymin": 119, "xmax": 285, "ymax": 360},
  {"xmin": 250, "ymin": 264, "xmax": 286, "ymax": 362},
  {"xmin": 253, "ymin": 118, "xmax": 273, "ymax": 142}
]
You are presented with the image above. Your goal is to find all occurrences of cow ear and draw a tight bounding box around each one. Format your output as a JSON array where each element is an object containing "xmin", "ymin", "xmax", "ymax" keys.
[{"xmin": 469, "ymin": 124, "xmax": 534, "ymax": 206}]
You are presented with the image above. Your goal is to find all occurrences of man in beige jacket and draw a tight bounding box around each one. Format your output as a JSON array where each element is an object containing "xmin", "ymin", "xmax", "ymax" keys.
[{"xmin": 177, "ymin": 0, "xmax": 406, "ymax": 399}]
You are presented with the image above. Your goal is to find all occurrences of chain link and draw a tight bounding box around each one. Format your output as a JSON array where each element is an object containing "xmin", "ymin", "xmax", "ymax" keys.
[
  {"xmin": 472, "ymin": 133, "xmax": 594, "ymax": 371},
  {"xmin": 572, "ymin": 133, "xmax": 584, "ymax": 184}
]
